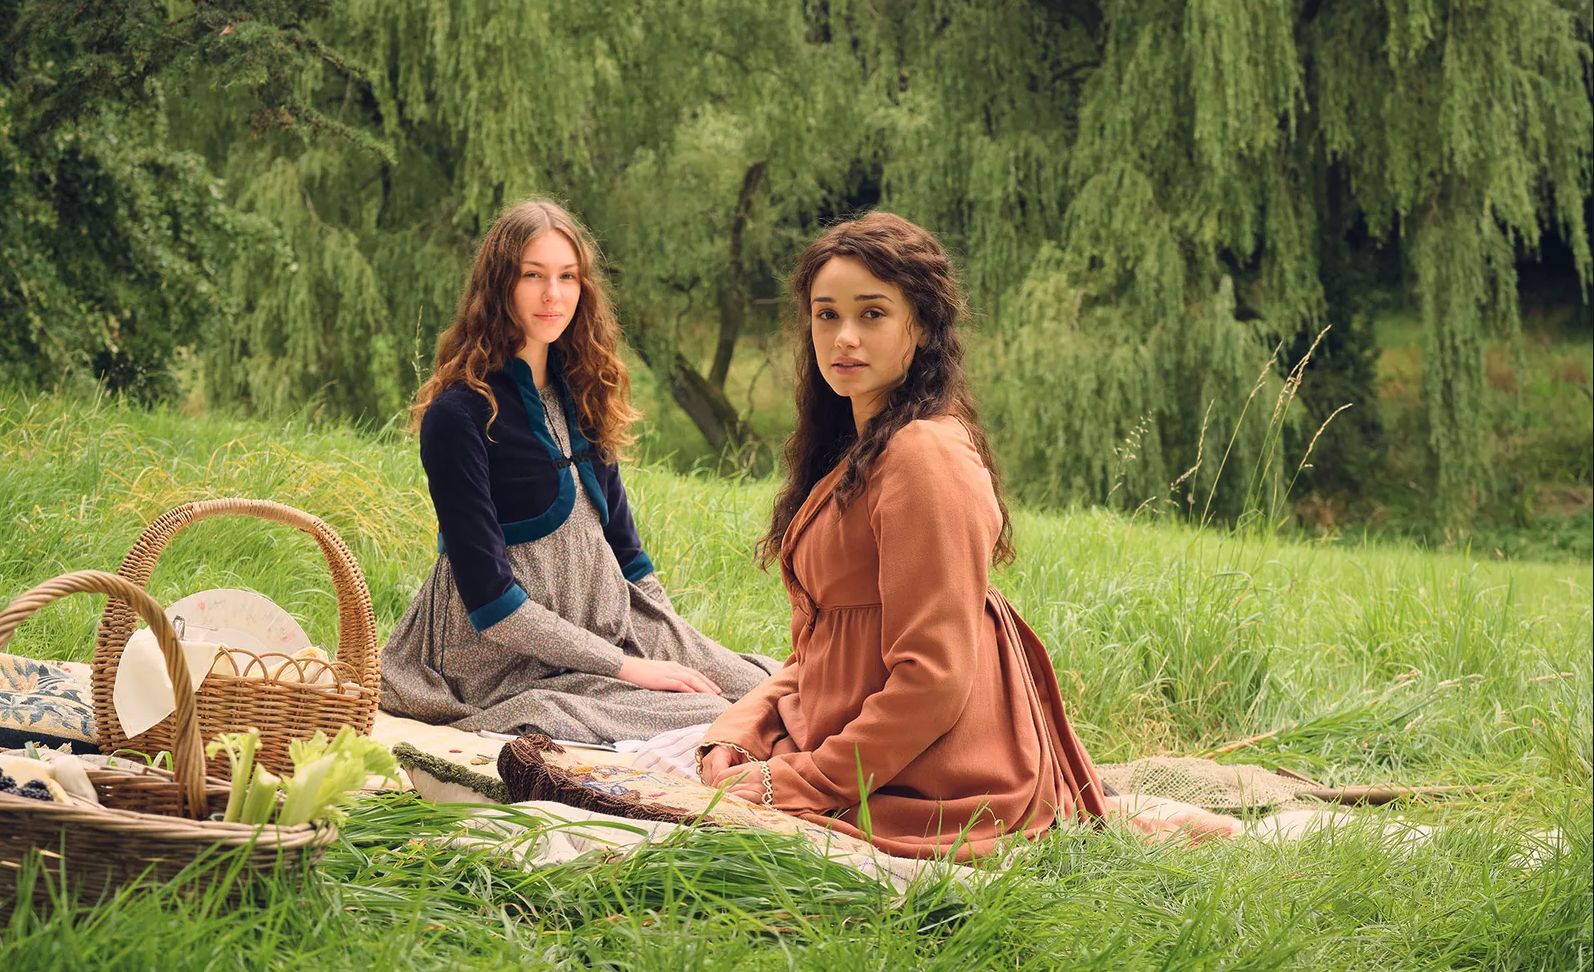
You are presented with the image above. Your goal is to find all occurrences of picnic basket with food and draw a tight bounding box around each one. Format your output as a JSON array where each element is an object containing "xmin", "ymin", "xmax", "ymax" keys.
[
  {"xmin": 0, "ymin": 571, "xmax": 342, "ymax": 907},
  {"xmin": 92, "ymin": 499, "xmax": 381, "ymax": 777}
]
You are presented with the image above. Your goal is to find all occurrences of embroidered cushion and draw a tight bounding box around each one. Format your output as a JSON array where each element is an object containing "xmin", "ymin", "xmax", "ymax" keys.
[{"xmin": 0, "ymin": 654, "xmax": 97, "ymax": 753}]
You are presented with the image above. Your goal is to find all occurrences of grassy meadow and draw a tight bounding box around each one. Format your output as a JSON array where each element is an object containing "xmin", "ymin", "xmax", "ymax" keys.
[{"xmin": 0, "ymin": 390, "xmax": 1590, "ymax": 970}]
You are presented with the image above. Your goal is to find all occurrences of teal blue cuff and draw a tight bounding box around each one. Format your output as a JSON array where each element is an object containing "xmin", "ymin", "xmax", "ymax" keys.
[
  {"xmin": 622, "ymin": 552, "xmax": 656, "ymax": 584},
  {"xmin": 468, "ymin": 584, "xmax": 528, "ymax": 632}
]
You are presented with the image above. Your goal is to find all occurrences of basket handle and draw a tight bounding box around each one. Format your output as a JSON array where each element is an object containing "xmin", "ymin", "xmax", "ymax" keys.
[
  {"xmin": 97, "ymin": 499, "xmax": 379, "ymax": 691},
  {"xmin": 0, "ymin": 571, "xmax": 208, "ymax": 819}
]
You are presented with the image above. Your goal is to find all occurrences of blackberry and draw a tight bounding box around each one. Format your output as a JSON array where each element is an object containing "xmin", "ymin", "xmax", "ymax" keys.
[{"xmin": 16, "ymin": 779, "xmax": 53, "ymax": 802}]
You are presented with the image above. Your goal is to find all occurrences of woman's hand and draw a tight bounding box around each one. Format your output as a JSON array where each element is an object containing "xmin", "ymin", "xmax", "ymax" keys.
[
  {"xmin": 710, "ymin": 760, "xmax": 767, "ymax": 804},
  {"xmin": 697, "ymin": 744, "xmax": 746, "ymax": 785},
  {"xmin": 722, "ymin": 772, "xmax": 766, "ymax": 804},
  {"xmin": 616, "ymin": 658, "xmax": 722, "ymax": 695}
]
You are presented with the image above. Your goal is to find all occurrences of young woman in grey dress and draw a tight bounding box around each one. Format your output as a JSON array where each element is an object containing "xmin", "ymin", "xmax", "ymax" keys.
[{"xmin": 380, "ymin": 199, "xmax": 777, "ymax": 743}]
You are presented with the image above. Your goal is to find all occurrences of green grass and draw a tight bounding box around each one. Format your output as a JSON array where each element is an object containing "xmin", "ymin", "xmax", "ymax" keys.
[{"xmin": 1, "ymin": 390, "xmax": 1589, "ymax": 970}]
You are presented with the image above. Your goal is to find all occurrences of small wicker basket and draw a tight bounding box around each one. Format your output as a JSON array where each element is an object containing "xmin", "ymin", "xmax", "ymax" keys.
[
  {"xmin": 1, "ymin": 571, "xmax": 332, "ymax": 909},
  {"xmin": 93, "ymin": 499, "xmax": 381, "ymax": 777}
]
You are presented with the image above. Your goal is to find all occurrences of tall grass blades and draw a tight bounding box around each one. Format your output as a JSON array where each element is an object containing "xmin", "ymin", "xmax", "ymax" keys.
[{"xmin": 0, "ymin": 390, "xmax": 1588, "ymax": 969}]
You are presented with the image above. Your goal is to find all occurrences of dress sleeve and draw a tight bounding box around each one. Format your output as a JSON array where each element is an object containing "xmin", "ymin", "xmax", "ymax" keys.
[
  {"xmin": 476, "ymin": 598, "xmax": 627, "ymax": 677},
  {"xmin": 420, "ymin": 396, "xmax": 522, "ymax": 631},
  {"xmin": 765, "ymin": 420, "xmax": 997, "ymax": 814},
  {"xmin": 632, "ymin": 571, "xmax": 675, "ymax": 613},
  {"xmin": 697, "ymin": 655, "xmax": 802, "ymax": 763},
  {"xmin": 596, "ymin": 458, "xmax": 656, "ymax": 583}
]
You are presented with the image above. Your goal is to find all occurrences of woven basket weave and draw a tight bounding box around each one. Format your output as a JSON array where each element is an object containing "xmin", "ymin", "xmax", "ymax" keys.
[
  {"xmin": 93, "ymin": 499, "xmax": 381, "ymax": 778},
  {"xmin": 1, "ymin": 571, "xmax": 332, "ymax": 909}
]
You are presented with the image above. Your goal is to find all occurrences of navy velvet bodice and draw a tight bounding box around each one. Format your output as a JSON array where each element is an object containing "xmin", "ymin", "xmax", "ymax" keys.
[{"xmin": 418, "ymin": 354, "xmax": 653, "ymax": 630}]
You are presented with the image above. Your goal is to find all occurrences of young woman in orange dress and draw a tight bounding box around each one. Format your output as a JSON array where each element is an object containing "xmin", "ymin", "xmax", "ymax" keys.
[{"xmin": 695, "ymin": 213, "xmax": 1234, "ymax": 859}]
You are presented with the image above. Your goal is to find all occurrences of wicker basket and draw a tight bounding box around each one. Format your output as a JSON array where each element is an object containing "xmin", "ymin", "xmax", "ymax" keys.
[
  {"xmin": 93, "ymin": 499, "xmax": 381, "ymax": 777},
  {"xmin": 1, "ymin": 571, "xmax": 332, "ymax": 909}
]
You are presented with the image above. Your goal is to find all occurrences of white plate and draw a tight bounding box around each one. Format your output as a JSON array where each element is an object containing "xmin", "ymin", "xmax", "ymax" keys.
[
  {"xmin": 163, "ymin": 589, "xmax": 312, "ymax": 656},
  {"xmin": 113, "ymin": 590, "xmax": 324, "ymax": 736}
]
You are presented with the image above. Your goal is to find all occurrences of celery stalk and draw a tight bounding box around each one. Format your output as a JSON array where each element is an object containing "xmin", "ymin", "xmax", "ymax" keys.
[
  {"xmin": 288, "ymin": 730, "xmax": 331, "ymax": 769},
  {"xmin": 239, "ymin": 765, "xmax": 280, "ymax": 826},
  {"xmin": 275, "ymin": 753, "xmax": 335, "ymax": 827},
  {"xmin": 205, "ymin": 729, "xmax": 261, "ymax": 823}
]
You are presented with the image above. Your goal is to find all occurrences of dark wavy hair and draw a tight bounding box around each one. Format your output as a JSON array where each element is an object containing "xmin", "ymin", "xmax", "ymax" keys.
[
  {"xmin": 411, "ymin": 198, "xmax": 639, "ymax": 459},
  {"xmin": 756, "ymin": 212, "xmax": 1014, "ymax": 567}
]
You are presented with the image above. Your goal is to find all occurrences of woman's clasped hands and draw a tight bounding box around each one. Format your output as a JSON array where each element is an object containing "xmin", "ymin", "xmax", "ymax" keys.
[{"xmin": 698, "ymin": 744, "xmax": 767, "ymax": 804}]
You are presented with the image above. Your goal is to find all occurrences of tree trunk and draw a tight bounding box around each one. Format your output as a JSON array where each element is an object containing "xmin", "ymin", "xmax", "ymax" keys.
[
  {"xmin": 631, "ymin": 329, "xmax": 758, "ymax": 456},
  {"xmin": 627, "ymin": 159, "xmax": 770, "ymax": 466},
  {"xmin": 666, "ymin": 352, "xmax": 751, "ymax": 452},
  {"xmin": 708, "ymin": 159, "xmax": 769, "ymax": 390}
]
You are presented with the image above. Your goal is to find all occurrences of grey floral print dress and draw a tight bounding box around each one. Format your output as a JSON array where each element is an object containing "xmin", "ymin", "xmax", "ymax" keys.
[{"xmin": 380, "ymin": 354, "xmax": 777, "ymax": 743}]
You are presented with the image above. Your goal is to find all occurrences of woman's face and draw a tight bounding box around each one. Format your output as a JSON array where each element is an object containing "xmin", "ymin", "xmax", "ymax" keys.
[
  {"xmin": 513, "ymin": 230, "xmax": 582, "ymax": 348},
  {"xmin": 810, "ymin": 256, "xmax": 921, "ymax": 428}
]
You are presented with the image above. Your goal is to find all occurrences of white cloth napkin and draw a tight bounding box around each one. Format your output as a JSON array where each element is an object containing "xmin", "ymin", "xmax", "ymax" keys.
[{"xmin": 111, "ymin": 626, "xmax": 225, "ymax": 738}]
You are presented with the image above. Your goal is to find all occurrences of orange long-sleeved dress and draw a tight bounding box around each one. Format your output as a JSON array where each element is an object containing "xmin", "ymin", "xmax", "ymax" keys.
[{"xmin": 700, "ymin": 416, "xmax": 1109, "ymax": 860}]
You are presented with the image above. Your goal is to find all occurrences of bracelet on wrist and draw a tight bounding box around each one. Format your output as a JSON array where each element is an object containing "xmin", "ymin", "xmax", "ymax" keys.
[{"xmin": 694, "ymin": 740, "xmax": 757, "ymax": 779}]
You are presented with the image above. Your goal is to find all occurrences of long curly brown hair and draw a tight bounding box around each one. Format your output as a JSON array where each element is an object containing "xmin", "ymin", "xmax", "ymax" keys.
[
  {"xmin": 411, "ymin": 199, "xmax": 638, "ymax": 458},
  {"xmin": 756, "ymin": 212, "xmax": 1014, "ymax": 567}
]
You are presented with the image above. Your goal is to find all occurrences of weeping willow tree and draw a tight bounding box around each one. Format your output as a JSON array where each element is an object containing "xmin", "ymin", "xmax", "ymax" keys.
[
  {"xmin": 839, "ymin": 0, "xmax": 1592, "ymax": 522},
  {"xmin": 5, "ymin": 0, "xmax": 1588, "ymax": 524},
  {"xmin": 0, "ymin": 0, "xmax": 382, "ymax": 403},
  {"xmin": 1332, "ymin": 0, "xmax": 1594, "ymax": 520},
  {"xmin": 176, "ymin": 0, "xmax": 874, "ymax": 445}
]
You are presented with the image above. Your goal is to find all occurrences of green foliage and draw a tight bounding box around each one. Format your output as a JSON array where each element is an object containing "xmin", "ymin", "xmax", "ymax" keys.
[
  {"xmin": 1, "ymin": 0, "xmax": 1589, "ymax": 528},
  {"xmin": 1368, "ymin": 306, "xmax": 1592, "ymax": 555},
  {"xmin": 204, "ymin": 151, "xmax": 409, "ymax": 420},
  {"xmin": 167, "ymin": 0, "xmax": 875, "ymax": 428},
  {"xmin": 1330, "ymin": 0, "xmax": 1592, "ymax": 524},
  {"xmin": 861, "ymin": 0, "xmax": 1592, "ymax": 523},
  {"xmin": 0, "ymin": 84, "xmax": 241, "ymax": 402},
  {"xmin": 0, "ymin": 0, "xmax": 390, "ymax": 403}
]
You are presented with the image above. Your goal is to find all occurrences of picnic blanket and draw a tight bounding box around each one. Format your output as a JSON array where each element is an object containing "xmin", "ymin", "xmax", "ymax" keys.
[
  {"xmin": 3, "ymin": 652, "xmax": 1494, "ymax": 877},
  {"xmin": 388, "ymin": 731, "xmax": 964, "ymax": 890}
]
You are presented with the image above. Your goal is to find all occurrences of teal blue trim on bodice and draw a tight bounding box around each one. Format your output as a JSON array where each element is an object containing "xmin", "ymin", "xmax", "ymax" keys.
[
  {"xmin": 547, "ymin": 354, "xmax": 611, "ymax": 529},
  {"xmin": 434, "ymin": 350, "xmax": 609, "ymax": 554}
]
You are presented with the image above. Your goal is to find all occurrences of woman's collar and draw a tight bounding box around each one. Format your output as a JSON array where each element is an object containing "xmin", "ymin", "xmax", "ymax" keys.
[{"xmin": 504, "ymin": 345, "xmax": 569, "ymax": 393}]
